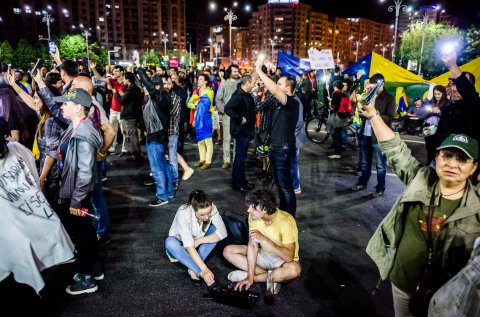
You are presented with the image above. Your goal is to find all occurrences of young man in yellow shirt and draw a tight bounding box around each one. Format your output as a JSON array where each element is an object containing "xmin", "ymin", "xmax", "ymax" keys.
[{"xmin": 223, "ymin": 189, "xmax": 301, "ymax": 294}]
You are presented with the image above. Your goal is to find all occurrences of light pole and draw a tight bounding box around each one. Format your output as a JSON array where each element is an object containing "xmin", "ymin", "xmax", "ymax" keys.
[
  {"xmin": 42, "ymin": 7, "xmax": 54, "ymax": 40},
  {"xmin": 80, "ymin": 27, "xmax": 91, "ymax": 61},
  {"xmin": 161, "ymin": 31, "xmax": 169, "ymax": 56},
  {"xmin": 418, "ymin": 4, "xmax": 440, "ymax": 76},
  {"xmin": 224, "ymin": 3, "xmax": 238, "ymax": 63},
  {"xmin": 382, "ymin": 0, "xmax": 407, "ymax": 62},
  {"xmin": 381, "ymin": 46, "xmax": 388, "ymax": 58},
  {"xmin": 350, "ymin": 36, "xmax": 368, "ymax": 62}
]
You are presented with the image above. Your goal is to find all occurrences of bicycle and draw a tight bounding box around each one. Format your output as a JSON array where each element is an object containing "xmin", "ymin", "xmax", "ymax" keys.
[{"xmin": 305, "ymin": 100, "xmax": 357, "ymax": 147}]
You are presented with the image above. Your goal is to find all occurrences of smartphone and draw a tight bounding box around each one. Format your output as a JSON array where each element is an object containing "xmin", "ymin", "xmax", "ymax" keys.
[
  {"xmin": 364, "ymin": 79, "xmax": 384, "ymax": 105},
  {"xmin": 30, "ymin": 58, "xmax": 44, "ymax": 77},
  {"xmin": 48, "ymin": 41, "xmax": 56, "ymax": 54},
  {"xmin": 7, "ymin": 64, "xmax": 11, "ymax": 75}
]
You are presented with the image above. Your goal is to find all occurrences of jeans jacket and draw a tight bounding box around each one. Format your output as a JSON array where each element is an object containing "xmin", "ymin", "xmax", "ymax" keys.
[
  {"xmin": 429, "ymin": 237, "xmax": 480, "ymax": 317},
  {"xmin": 366, "ymin": 135, "xmax": 480, "ymax": 281}
]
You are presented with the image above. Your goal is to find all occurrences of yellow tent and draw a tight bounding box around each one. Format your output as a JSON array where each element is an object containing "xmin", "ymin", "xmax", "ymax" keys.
[{"xmin": 429, "ymin": 56, "xmax": 480, "ymax": 93}]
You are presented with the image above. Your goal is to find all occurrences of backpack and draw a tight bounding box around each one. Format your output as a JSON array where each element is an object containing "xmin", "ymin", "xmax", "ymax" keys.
[{"xmin": 338, "ymin": 95, "xmax": 352, "ymax": 119}]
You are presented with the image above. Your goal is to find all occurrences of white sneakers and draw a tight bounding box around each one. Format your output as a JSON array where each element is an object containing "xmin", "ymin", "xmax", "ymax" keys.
[{"xmin": 182, "ymin": 168, "xmax": 194, "ymax": 181}]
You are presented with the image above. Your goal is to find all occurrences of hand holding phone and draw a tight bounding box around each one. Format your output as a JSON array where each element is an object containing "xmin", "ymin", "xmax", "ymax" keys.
[
  {"xmin": 364, "ymin": 79, "xmax": 384, "ymax": 105},
  {"xmin": 30, "ymin": 58, "xmax": 44, "ymax": 77},
  {"xmin": 48, "ymin": 41, "xmax": 56, "ymax": 54}
]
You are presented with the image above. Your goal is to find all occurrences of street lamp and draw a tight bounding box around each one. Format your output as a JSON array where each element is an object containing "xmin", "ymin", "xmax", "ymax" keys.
[
  {"xmin": 418, "ymin": 4, "xmax": 440, "ymax": 76},
  {"xmin": 350, "ymin": 36, "xmax": 368, "ymax": 62},
  {"xmin": 224, "ymin": 4, "xmax": 238, "ymax": 63},
  {"xmin": 161, "ymin": 31, "xmax": 169, "ymax": 56},
  {"xmin": 80, "ymin": 26, "xmax": 91, "ymax": 61},
  {"xmin": 381, "ymin": 0, "xmax": 407, "ymax": 62},
  {"xmin": 42, "ymin": 8, "xmax": 54, "ymax": 40}
]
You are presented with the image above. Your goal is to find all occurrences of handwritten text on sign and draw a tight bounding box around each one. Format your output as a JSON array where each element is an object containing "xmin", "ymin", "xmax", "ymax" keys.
[{"xmin": 308, "ymin": 49, "xmax": 335, "ymax": 70}]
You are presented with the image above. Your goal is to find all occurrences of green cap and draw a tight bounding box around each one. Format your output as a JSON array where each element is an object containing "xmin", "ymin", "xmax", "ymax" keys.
[{"xmin": 436, "ymin": 134, "xmax": 478, "ymax": 159}]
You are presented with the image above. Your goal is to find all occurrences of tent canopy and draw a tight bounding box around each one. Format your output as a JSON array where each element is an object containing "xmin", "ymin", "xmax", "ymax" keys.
[{"xmin": 429, "ymin": 56, "xmax": 480, "ymax": 93}]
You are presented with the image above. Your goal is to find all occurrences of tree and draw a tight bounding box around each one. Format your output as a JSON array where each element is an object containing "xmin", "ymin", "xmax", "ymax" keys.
[
  {"xmin": 400, "ymin": 22, "xmax": 464, "ymax": 78},
  {"xmin": 142, "ymin": 49, "xmax": 160, "ymax": 67},
  {"xmin": 33, "ymin": 41, "xmax": 52, "ymax": 67},
  {"xmin": 463, "ymin": 25, "xmax": 480, "ymax": 63},
  {"xmin": 57, "ymin": 34, "xmax": 86, "ymax": 60},
  {"xmin": 88, "ymin": 42, "xmax": 108, "ymax": 68},
  {"xmin": 0, "ymin": 40, "xmax": 15, "ymax": 64},
  {"xmin": 14, "ymin": 39, "xmax": 37, "ymax": 70}
]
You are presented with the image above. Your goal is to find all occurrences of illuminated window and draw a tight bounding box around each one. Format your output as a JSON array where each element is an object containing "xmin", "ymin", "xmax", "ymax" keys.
[{"xmin": 13, "ymin": 8, "xmax": 21, "ymax": 14}]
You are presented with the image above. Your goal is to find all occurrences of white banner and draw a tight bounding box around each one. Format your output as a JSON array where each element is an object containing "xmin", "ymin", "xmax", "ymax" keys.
[{"xmin": 308, "ymin": 49, "xmax": 335, "ymax": 70}]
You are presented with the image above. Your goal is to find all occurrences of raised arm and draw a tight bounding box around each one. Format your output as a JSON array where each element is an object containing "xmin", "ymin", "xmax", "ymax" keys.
[
  {"xmin": 88, "ymin": 61, "xmax": 110, "ymax": 84},
  {"xmin": 5, "ymin": 72, "xmax": 41, "ymax": 111},
  {"xmin": 255, "ymin": 55, "xmax": 287, "ymax": 104}
]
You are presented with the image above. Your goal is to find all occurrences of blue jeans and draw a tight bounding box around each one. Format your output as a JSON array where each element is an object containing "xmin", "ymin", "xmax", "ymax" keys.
[
  {"xmin": 91, "ymin": 160, "xmax": 110, "ymax": 238},
  {"xmin": 146, "ymin": 141, "xmax": 173, "ymax": 201},
  {"xmin": 291, "ymin": 147, "xmax": 300, "ymax": 190},
  {"xmin": 232, "ymin": 137, "xmax": 249, "ymax": 187},
  {"xmin": 269, "ymin": 147, "xmax": 296, "ymax": 217},
  {"xmin": 358, "ymin": 136, "xmax": 387, "ymax": 192},
  {"xmin": 168, "ymin": 134, "xmax": 179, "ymax": 186},
  {"xmin": 164, "ymin": 225, "xmax": 217, "ymax": 277}
]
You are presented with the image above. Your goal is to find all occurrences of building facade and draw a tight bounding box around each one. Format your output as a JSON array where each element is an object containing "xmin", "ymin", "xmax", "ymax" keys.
[{"xmin": 1, "ymin": 0, "xmax": 186, "ymax": 60}]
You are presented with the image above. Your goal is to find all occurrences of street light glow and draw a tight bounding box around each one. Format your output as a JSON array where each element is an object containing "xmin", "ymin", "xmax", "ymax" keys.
[
  {"xmin": 245, "ymin": 4, "xmax": 251, "ymax": 11},
  {"xmin": 209, "ymin": 2, "xmax": 216, "ymax": 10}
]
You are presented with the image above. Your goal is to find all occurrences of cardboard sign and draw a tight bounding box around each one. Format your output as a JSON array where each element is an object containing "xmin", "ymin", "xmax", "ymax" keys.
[{"xmin": 308, "ymin": 49, "xmax": 335, "ymax": 70}]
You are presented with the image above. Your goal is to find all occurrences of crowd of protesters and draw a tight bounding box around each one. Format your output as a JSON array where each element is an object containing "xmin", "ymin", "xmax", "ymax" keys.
[{"xmin": 0, "ymin": 44, "xmax": 479, "ymax": 316}]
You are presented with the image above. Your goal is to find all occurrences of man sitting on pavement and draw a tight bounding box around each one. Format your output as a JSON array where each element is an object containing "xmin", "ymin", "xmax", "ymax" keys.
[{"xmin": 223, "ymin": 189, "xmax": 301, "ymax": 294}]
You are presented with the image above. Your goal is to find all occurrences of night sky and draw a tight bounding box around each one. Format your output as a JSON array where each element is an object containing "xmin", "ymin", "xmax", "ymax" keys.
[{"xmin": 199, "ymin": 0, "xmax": 480, "ymax": 27}]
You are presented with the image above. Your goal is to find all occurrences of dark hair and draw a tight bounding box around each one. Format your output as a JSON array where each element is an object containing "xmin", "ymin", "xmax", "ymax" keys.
[
  {"xmin": 333, "ymin": 80, "xmax": 343, "ymax": 90},
  {"xmin": 188, "ymin": 190, "xmax": 213, "ymax": 212},
  {"xmin": 198, "ymin": 72, "xmax": 210, "ymax": 83},
  {"xmin": 431, "ymin": 85, "xmax": 449, "ymax": 109},
  {"xmin": 45, "ymin": 72, "xmax": 63, "ymax": 96},
  {"xmin": 113, "ymin": 65, "xmax": 124, "ymax": 73},
  {"xmin": 239, "ymin": 75, "xmax": 252, "ymax": 86},
  {"xmin": 0, "ymin": 117, "xmax": 9, "ymax": 159},
  {"xmin": 464, "ymin": 72, "xmax": 476, "ymax": 86},
  {"xmin": 59, "ymin": 60, "xmax": 79, "ymax": 77},
  {"xmin": 245, "ymin": 189, "xmax": 277, "ymax": 215},
  {"xmin": 282, "ymin": 75, "xmax": 296, "ymax": 93},
  {"xmin": 162, "ymin": 74, "xmax": 172, "ymax": 81},
  {"xmin": 124, "ymin": 72, "xmax": 136, "ymax": 84},
  {"xmin": 226, "ymin": 64, "xmax": 239, "ymax": 79},
  {"xmin": 334, "ymin": 66, "xmax": 340, "ymax": 74},
  {"xmin": 370, "ymin": 73, "xmax": 385, "ymax": 84}
]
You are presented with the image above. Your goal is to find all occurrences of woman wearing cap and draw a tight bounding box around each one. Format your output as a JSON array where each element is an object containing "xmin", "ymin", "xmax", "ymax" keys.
[
  {"xmin": 53, "ymin": 88, "xmax": 104, "ymax": 295},
  {"xmin": 359, "ymin": 93, "xmax": 480, "ymax": 316}
]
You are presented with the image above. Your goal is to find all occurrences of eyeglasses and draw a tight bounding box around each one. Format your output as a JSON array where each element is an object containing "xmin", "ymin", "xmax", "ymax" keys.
[{"xmin": 437, "ymin": 150, "xmax": 474, "ymax": 166}]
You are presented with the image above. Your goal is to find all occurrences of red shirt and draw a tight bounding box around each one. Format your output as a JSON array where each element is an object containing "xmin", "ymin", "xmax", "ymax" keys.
[{"xmin": 109, "ymin": 78, "xmax": 125, "ymax": 112}]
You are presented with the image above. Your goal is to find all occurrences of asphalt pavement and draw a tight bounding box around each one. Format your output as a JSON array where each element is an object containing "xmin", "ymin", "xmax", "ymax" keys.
[{"xmin": 5, "ymin": 133, "xmax": 428, "ymax": 317}]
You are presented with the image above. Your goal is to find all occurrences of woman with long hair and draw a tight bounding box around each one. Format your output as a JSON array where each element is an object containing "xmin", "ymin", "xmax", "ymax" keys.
[
  {"xmin": 44, "ymin": 72, "xmax": 64, "ymax": 97},
  {"xmin": 424, "ymin": 85, "xmax": 450, "ymax": 163},
  {"xmin": 165, "ymin": 190, "xmax": 227, "ymax": 286}
]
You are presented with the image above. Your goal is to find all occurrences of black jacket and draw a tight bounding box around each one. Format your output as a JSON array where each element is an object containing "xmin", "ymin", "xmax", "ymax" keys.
[
  {"xmin": 135, "ymin": 67, "xmax": 171, "ymax": 144},
  {"xmin": 224, "ymin": 84, "xmax": 256, "ymax": 139},
  {"xmin": 116, "ymin": 83, "xmax": 144, "ymax": 120}
]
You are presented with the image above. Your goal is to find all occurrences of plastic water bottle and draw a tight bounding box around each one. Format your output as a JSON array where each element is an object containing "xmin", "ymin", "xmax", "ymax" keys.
[
  {"xmin": 80, "ymin": 208, "xmax": 101, "ymax": 221},
  {"xmin": 264, "ymin": 269, "xmax": 274, "ymax": 305}
]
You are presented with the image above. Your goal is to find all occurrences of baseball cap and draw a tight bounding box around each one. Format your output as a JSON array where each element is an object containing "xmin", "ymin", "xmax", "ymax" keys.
[
  {"xmin": 436, "ymin": 134, "xmax": 478, "ymax": 159},
  {"xmin": 53, "ymin": 88, "xmax": 92, "ymax": 108},
  {"xmin": 414, "ymin": 97, "xmax": 421, "ymax": 102}
]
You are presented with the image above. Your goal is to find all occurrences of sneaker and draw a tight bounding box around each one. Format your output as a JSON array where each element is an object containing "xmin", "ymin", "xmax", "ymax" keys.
[
  {"xmin": 97, "ymin": 235, "xmax": 111, "ymax": 248},
  {"xmin": 149, "ymin": 198, "xmax": 169, "ymax": 207},
  {"xmin": 102, "ymin": 177, "xmax": 108, "ymax": 182},
  {"xmin": 328, "ymin": 154, "xmax": 341, "ymax": 159},
  {"xmin": 294, "ymin": 187, "xmax": 302, "ymax": 194},
  {"xmin": 221, "ymin": 162, "xmax": 232, "ymax": 169},
  {"xmin": 351, "ymin": 184, "xmax": 365, "ymax": 191},
  {"xmin": 273, "ymin": 282, "xmax": 281, "ymax": 295},
  {"xmin": 182, "ymin": 168, "xmax": 194, "ymax": 180},
  {"xmin": 144, "ymin": 179, "xmax": 156, "ymax": 186},
  {"xmin": 227, "ymin": 270, "xmax": 248, "ymax": 282},
  {"xmin": 93, "ymin": 262, "xmax": 104, "ymax": 281},
  {"xmin": 65, "ymin": 273, "xmax": 98, "ymax": 295},
  {"xmin": 355, "ymin": 171, "xmax": 362, "ymax": 176},
  {"xmin": 372, "ymin": 190, "xmax": 384, "ymax": 198}
]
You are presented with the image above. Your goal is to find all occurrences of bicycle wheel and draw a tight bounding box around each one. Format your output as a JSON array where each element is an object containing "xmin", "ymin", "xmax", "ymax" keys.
[{"xmin": 305, "ymin": 116, "xmax": 329, "ymax": 144}]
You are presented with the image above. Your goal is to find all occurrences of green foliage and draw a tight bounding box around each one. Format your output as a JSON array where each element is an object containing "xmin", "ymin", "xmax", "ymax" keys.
[
  {"xmin": 14, "ymin": 39, "xmax": 37, "ymax": 69},
  {"xmin": 400, "ymin": 22, "xmax": 464, "ymax": 77},
  {"xmin": 33, "ymin": 41, "xmax": 52, "ymax": 67},
  {"xmin": 0, "ymin": 41, "xmax": 15, "ymax": 64},
  {"xmin": 463, "ymin": 25, "xmax": 480, "ymax": 63},
  {"xmin": 143, "ymin": 49, "xmax": 160, "ymax": 67},
  {"xmin": 57, "ymin": 34, "xmax": 86, "ymax": 60},
  {"xmin": 89, "ymin": 42, "xmax": 108, "ymax": 68}
]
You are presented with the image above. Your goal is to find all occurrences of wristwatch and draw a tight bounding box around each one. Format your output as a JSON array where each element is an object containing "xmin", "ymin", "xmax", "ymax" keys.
[{"xmin": 367, "ymin": 110, "xmax": 380, "ymax": 120}]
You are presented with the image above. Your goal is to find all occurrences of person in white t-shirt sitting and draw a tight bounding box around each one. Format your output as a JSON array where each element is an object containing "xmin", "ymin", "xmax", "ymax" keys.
[{"xmin": 165, "ymin": 190, "xmax": 227, "ymax": 286}]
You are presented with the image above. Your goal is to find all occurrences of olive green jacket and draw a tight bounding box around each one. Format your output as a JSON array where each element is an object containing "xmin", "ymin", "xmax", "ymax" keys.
[{"xmin": 366, "ymin": 135, "xmax": 480, "ymax": 280}]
